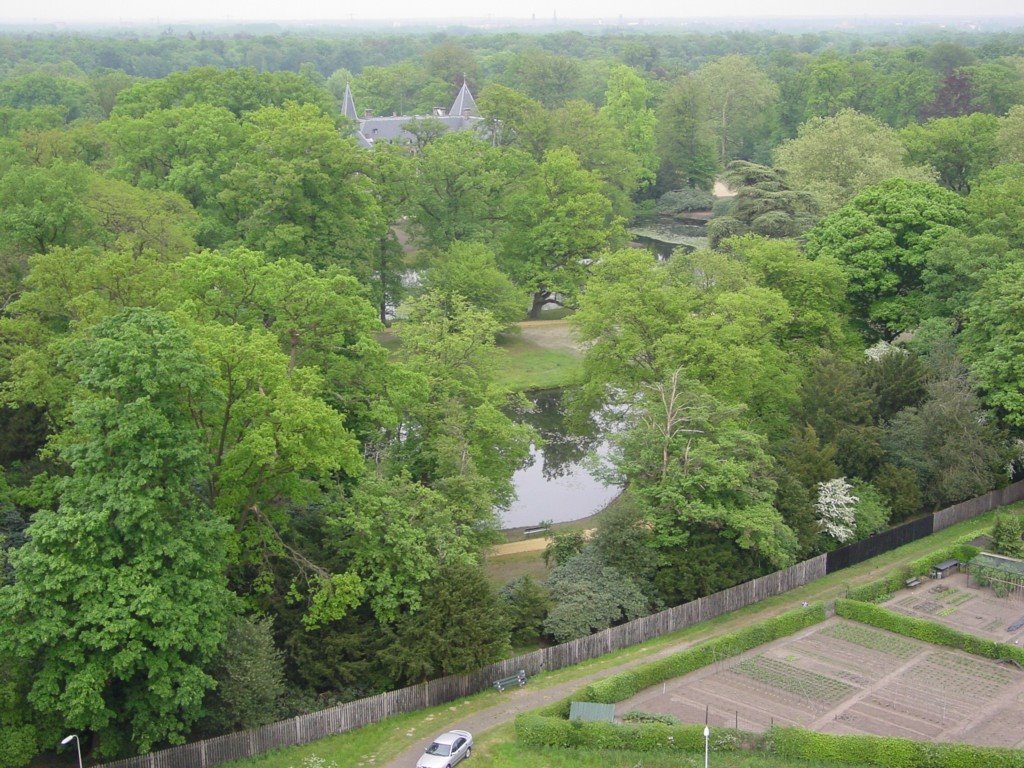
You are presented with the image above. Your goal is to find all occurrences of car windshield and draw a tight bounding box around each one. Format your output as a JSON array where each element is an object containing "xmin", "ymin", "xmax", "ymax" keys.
[{"xmin": 425, "ymin": 742, "xmax": 452, "ymax": 756}]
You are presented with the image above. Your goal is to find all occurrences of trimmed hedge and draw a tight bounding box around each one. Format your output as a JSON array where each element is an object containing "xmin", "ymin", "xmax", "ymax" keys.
[
  {"xmin": 846, "ymin": 542, "xmax": 981, "ymax": 603},
  {"xmin": 835, "ymin": 599, "xmax": 1024, "ymax": 665},
  {"xmin": 572, "ymin": 604, "xmax": 827, "ymax": 705},
  {"xmin": 768, "ymin": 726, "xmax": 1024, "ymax": 768},
  {"xmin": 515, "ymin": 713, "xmax": 754, "ymax": 752}
]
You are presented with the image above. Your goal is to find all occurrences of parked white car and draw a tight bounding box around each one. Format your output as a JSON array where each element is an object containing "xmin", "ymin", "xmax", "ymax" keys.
[{"xmin": 415, "ymin": 730, "xmax": 472, "ymax": 768}]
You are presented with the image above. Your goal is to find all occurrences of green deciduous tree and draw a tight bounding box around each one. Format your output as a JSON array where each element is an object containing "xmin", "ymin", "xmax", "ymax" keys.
[
  {"xmin": 611, "ymin": 371, "xmax": 796, "ymax": 570},
  {"xmin": 408, "ymin": 132, "xmax": 518, "ymax": 251},
  {"xmin": 805, "ymin": 178, "xmax": 967, "ymax": 337},
  {"xmin": 0, "ymin": 309, "xmax": 232, "ymax": 757},
  {"xmin": 774, "ymin": 109, "xmax": 934, "ymax": 214},
  {"xmin": 694, "ymin": 55, "xmax": 780, "ymax": 163},
  {"xmin": 886, "ymin": 371, "xmax": 1009, "ymax": 508},
  {"xmin": 900, "ymin": 113, "xmax": 1001, "ymax": 194},
  {"xmin": 476, "ymin": 84, "xmax": 551, "ymax": 155},
  {"xmin": 654, "ymin": 75, "xmax": 718, "ymax": 193},
  {"xmin": 965, "ymin": 164, "xmax": 1024, "ymax": 249},
  {"xmin": 501, "ymin": 148, "xmax": 624, "ymax": 318},
  {"xmin": 218, "ymin": 102, "xmax": 383, "ymax": 273},
  {"xmin": 997, "ymin": 105, "xmax": 1024, "ymax": 164},
  {"xmin": 600, "ymin": 64, "xmax": 658, "ymax": 189},
  {"xmin": 992, "ymin": 514, "xmax": 1024, "ymax": 559},
  {"xmin": 423, "ymin": 241, "xmax": 526, "ymax": 329},
  {"xmin": 961, "ymin": 260, "xmax": 1024, "ymax": 428}
]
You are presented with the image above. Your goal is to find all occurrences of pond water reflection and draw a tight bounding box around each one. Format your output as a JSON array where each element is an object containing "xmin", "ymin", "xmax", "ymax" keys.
[{"xmin": 500, "ymin": 389, "xmax": 621, "ymax": 529}]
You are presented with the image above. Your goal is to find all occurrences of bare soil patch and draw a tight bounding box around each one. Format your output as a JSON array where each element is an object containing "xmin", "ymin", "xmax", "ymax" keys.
[{"xmin": 617, "ymin": 617, "xmax": 1024, "ymax": 748}]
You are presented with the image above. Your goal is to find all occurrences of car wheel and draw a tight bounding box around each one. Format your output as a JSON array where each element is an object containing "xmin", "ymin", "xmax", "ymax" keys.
[{"xmin": 466, "ymin": 746, "xmax": 472, "ymax": 759}]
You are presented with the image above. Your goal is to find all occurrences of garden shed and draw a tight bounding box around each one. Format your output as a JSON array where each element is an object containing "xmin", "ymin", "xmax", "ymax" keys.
[
  {"xmin": 967, "ymin": 552, "xmax": 1024, "ymax": 598},
  {"xmin": 931, "ymin": 559, "xmax": 961, "ymax": 579}
]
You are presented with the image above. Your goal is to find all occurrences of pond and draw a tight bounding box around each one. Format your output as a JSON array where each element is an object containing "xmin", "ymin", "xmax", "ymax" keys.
[{"xmin": 500, "ymin": 389, "xmax": 621, "ymax": 529}]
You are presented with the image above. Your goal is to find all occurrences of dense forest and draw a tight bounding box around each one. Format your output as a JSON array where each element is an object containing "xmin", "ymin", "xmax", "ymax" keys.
[{"xmin": 1, "ymin": 25, "xmax": 1024, "ymax": 767}]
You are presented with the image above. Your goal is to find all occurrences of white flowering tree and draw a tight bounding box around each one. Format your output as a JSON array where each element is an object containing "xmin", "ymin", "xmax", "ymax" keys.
[{"xmin": 816, "ymin": 477, "xmax": 859, "ymax": 543}]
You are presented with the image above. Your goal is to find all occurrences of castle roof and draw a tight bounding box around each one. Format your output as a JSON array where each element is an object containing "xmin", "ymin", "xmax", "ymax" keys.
[
  {"xmin": 449, "ymin": 81, "xmax": 479, "ymax": 118},
  {"xmin": 342, "ymin": 82, "xmax": 358, "ymax": 121},
  {"xmin": 343, "ymin": 82, "xmax": 483, "ymax": 147}
]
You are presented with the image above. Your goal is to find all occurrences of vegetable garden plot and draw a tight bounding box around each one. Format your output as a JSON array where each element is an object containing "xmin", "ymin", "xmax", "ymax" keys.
[
  {"xmin": 614, "ymin": 617, "xmax": 1024, "ymax": 747},
  {"xmin": 884, "ymin": 572, "xmax": 1024, "ymax": 642}
]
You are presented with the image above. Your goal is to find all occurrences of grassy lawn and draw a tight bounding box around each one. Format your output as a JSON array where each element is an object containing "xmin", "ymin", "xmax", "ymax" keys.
[
  {"xmin": 493, "ymin": 333, "xmax": 582, "ymax": 392},
  {"xmin": 374, "ymin": 325, "xmax": 582, "ymax": 393},
  {"xmin": 484, "ymin": 547, "xmax": 551, "ymax": 586},
  {"xmin": 223, "ymin": 505, "xmax": 1015, "ymax": 768}
]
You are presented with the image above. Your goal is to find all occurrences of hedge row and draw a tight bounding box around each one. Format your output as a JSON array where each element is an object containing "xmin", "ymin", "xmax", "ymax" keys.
[
  {"xmin": 572, "ymin": 604, "xmax": 827, "ymax": 705},
  {"xmin": 835, "ymin": 599, "xmax": 1024, "ymax": 665},
  {"xmin": 516, "ymin": 717, "xmax": 1024, "ymax": 767},
  {"xmin": 846, "ymin": 542, "xmax": 981, "ymax": 603},
  {"xmin": 515, "ymin": 713, "xmax": 755, "ymax": 752},
  {"xmin": 768, "ymin": 727, "xmax": 1024, "ymax": 768}
]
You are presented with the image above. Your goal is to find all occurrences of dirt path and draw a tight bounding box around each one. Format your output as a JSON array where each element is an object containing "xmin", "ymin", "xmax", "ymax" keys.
[
  {"xmin": 383, "ymin": 549, "xmax": 922, "ymax": 768},
  {"xmin": 490, "ymin": 529, "xmax": 595, "ymax": 556}
]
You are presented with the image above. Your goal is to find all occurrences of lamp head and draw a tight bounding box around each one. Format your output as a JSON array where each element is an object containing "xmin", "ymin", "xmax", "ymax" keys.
[
  {"xmin": 703, "ymin": 725, "xmax": 710, "ymax": 737},
  {"xmin": 61, "ymin": 735, "xmax": 76, "ymax": 746}
]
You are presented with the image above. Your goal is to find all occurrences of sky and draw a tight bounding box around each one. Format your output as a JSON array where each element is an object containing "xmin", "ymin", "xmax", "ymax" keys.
[{"xmin": 2, "ymin": 0, "xmax": 1023, "ymax": 24}]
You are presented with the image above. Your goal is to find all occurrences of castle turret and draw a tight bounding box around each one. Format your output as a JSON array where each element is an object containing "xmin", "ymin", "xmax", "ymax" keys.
[{"xmin": 449, "ymin": 81, "xmax": 478, "ymax": 118}]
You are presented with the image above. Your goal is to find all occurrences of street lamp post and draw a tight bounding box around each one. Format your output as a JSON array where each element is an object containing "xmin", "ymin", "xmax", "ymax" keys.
[
  {"xmin": 703, "ymin": 724, "xmax": 710, "ymax": 768},
  {"xmin": 61, "ymin": 734, "xmax": 82, "ymax": 768}
]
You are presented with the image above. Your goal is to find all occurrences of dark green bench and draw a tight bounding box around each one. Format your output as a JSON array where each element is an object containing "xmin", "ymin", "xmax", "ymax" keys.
[{"xmin": 493, "ymin": 669, "xmax": 527, "ymax": 691}]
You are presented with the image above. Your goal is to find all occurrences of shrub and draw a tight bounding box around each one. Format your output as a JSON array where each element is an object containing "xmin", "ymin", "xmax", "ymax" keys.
[
  {"xmin": 768, "ymin": 726, "xmax": 1024, "ymax": 767},
  {"xmin": 515, "ymin": 713, "xmax": 751, "ymax": 752},
  {"xmin": 622, "ymin": 710, "xmax": 680, "ymax": 725},
  {"xmin": 656, "ymin": 187, "xmax": 715, "ymax": 214}
]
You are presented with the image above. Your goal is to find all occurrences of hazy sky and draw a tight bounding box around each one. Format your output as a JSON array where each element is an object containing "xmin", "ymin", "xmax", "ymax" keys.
[{"xmin": 3, "ymin": 0, "xmax": 1022, "ymax": 24}]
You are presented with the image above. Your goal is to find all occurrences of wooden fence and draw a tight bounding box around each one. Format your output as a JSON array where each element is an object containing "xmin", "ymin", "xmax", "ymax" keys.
[
  {"xmin": 97, "ymin": 555, "xmax": 826, "ymax": 768},
  {"xmin": 96, "ymin": 477, "xmax": 1024, "ymax": 768},
  {"xmin": 933, "ymin": 478, "xmax": 1024, "ymax": 531}
]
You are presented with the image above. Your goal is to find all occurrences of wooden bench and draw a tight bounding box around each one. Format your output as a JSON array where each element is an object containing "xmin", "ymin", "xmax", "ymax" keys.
[
  {"xmin": 493, "ymin": 669, "xmax": 527, "ymax": 692},
  {"xmin": 905, "ymin": 577, "xmax": 922, "ymax": 588}
]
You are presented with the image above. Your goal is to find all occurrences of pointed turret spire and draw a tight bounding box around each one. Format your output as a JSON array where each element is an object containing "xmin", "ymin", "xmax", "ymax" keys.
[
  {"xmin": 449, "ymin": 79, "xmax": 478, "ymax": 118},
  {"xmin": 342, "ymin": 82, "xmax": 358, "ymax": 121}
]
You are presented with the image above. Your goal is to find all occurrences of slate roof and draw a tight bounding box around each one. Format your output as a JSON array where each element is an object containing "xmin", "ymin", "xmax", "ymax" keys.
[
  {"xmin": 449, "ymin": 81, "xmax": 479, "ymax": 117},
  {"xmin": 342, "ymin": 83, "xmax": 358, "ymax": 121},
  {"xmin": 344, "ymin": 81, "xmax": 484, "ymax": 147}
]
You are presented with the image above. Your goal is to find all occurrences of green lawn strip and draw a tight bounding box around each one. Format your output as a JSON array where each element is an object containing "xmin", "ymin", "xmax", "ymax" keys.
[
  {"xmin": 223, "ymin": 507, "xmax": 1007, "ymax": 768},
  {"xmin": 493, "ymin": 334, "xmax": 582, "ymax": 392},
  {"xmin": 379, "ymin": 326, "xmax": 583, "ymax": 392},
  {"xmin": 484, "ymin": 547, "xmax": 550, "ymax": 586}
]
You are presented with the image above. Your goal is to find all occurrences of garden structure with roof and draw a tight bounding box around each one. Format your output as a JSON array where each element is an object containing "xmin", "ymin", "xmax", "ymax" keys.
[{"xmin": 968, "ymin": 552, "xmax": 1024, "ymax": 600}]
